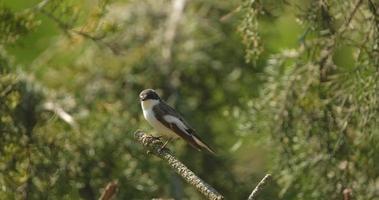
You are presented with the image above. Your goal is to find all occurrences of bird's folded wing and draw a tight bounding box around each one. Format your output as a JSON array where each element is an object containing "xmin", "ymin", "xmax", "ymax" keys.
[
  {"xmin": 152, "ymin": 102, "xmax": 195, "ymax": 140},
  {"xmin": 152, "ymin": 101, "xmax": 215, "ymax": 154}
]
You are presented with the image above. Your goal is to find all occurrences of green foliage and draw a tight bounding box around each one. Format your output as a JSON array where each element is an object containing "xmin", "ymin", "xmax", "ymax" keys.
[
  {"xmin": 1, "ymin": 0, "xmax": 256, "ymax": 199},
  {"xmin": 0, "ymin": 0, "xmax": 378, "ymax": 199},
  {"xmin": 239, "ymin": 0, "xmax": 263, "ymax": 63},
  {"xmin": 240, "ymin": 0, "xmax": 379, "ymax": 199},
  {"xmin": 0, "ymin": 5, "xmax": 38, "ymax": 44}
]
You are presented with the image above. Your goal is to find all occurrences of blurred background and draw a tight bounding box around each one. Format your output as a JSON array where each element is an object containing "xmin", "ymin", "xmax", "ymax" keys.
[{"xmin": 0, "ymin": 0, "xmax": 378, "ymax": 199}]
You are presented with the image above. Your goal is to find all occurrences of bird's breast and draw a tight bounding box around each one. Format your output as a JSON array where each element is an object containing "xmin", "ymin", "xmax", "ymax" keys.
[{"xmin": 142, "ymin": 108, "xmax": 178, "ymax": 138}]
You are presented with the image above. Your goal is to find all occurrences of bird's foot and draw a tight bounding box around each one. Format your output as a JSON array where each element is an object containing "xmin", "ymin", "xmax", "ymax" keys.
[
  {"xmin": 157, "ymin": 139, "xmax": 172, "ymax": 153},
  {"xmin": 144, "ymin": 135, "xmax": 162, "ymax": 144},
  {"xmin": 157, "ymin": 146, "xmax": 166, "ymax": 153}
]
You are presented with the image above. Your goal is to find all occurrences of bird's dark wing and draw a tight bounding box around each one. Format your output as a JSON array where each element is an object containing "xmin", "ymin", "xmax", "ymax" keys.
[{"xmin": 152, "ymin": 101, "xmax": 215, "ymax": 154}]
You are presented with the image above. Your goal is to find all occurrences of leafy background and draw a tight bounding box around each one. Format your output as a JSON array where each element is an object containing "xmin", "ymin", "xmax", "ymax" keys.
[{"xmin": 0, "ymin": 0, "xmax": 378, "ymax": 199}]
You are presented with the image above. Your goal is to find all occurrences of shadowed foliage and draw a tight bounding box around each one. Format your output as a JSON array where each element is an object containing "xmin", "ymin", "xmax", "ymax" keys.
[{"xmin": 1, "ymin": 0, "xmax": 378, "ymax": 199}]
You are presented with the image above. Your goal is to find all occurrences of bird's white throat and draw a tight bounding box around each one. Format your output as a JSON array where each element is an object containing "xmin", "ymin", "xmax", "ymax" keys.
[
  {"xmin": 141, "ymin": 99, "xmax": 177, "ymax": 138},
  {"xmin": 141, "ymin": 99, "xmax": 160, "ymax": 111}
]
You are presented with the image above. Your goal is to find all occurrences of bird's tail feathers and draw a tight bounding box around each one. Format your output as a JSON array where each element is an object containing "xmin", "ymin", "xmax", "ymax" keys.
[{"xmin": 192, "ymin": 135, "xmax": 216, "ymax": 155}]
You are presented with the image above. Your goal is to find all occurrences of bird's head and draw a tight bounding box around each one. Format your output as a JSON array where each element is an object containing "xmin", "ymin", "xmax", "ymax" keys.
[{"xmin": 139, "ymin": 89, "xmax": 160, "ymax": 102}]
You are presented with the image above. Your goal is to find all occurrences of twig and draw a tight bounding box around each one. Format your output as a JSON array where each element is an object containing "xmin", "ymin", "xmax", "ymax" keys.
[
  {"xmin": 344, "ymin": 0, "xmax": 363, "ymax": 28},
  {"xmin": 36, "ymin": 7, "xmax": 119, "ymax": 54},
  {"xmin": 99, "ymin": 181, "xmax": 118, "ymax": 200},
  {"xmin": 343, "ymin": 188, "xmax": 352, "ymax": 200},
  {"xmin": 43, "ymin": 101, "xmax": 77, "ymax": 128},
  {"xmin": 318, "ymin": 0, "xmax": 364, "ymax": 82},
  {"xmin": 247, "ymin": 174, "xmax": 271, "ymax": 200},
  {"xmin": 134, "ymin": 131, "xmax": 224, "ymax": 200},
  {"xmin": 220, "ymin": 6, "xmax": 241, "ymax": 22}
]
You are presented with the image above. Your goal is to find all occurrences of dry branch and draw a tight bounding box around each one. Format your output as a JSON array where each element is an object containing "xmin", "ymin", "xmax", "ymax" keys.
[
  {"xmin": 247, "ymin": 174, "xmax": 271, "ymax": 200},
  {"xmin": 134, "ymin": 131, "xmax": 224, "ymax": 200},
  {"xmin": 162, "ymin": 0, "xmax": 187, "ymax": 65},
  {"xmin": 99, "ymin": 181, "xmax": 118, "ymax": 200}
]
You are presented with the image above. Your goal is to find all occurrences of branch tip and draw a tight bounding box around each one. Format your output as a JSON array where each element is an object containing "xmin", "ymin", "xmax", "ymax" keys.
[{"xmin": 247, "ymin": 174, "xmax": 272, "ymax": 200}]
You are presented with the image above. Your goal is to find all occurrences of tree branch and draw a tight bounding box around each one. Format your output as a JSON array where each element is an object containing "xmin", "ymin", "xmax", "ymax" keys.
[
  {"xmin": 247, "ymin": 174, "xmax": 271, "ymax": 200},
  {"xmin": 36, "ymin": 7, "xmax": 119, "ymax": 54},
  {"xmin": 134, "ymin": 131, "xmax": 224, "ymax": 200},
  {"xmin": 162, "ymin": 0, "xmax": 187, "ymax": 65},
  {"xmin": 99, "ymin": 181, "xmax": 118, "ymax": 200}
]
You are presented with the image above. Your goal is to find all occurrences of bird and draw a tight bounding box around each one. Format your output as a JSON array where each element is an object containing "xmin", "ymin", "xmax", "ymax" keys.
[{"xmin": 139, "ymin": 89, "xmax": 215, "ymax": 154}]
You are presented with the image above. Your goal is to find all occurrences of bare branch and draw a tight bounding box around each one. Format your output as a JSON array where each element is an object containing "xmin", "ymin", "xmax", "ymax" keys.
[
  {"xmin": 134, "ymin": 131, "xmax": 224, "ymax": 200},
  {"xmin": 220, "ymin": 6, "xmax": 241, "ymax": 22},
  {"xmin": 43, "ymin": 101, "xmax": 77, "ymax": 128},
  {"xmin": 344, "ymin": 0, "xmax": 363, "ymax": 28},
  {"xmin": 99, "ymin": 181, "xmax": 118, "ymax": 200},
  {"xmin": 161, "ymin": 0, "xmax": 187, "ymax": 72},
  {"xmin": 247, "ymin": 174, "xmax": 271, "ymax": 200},
  {"xmin": 342, "ymin": 188, "xmax": 352, "ymax": 200}
]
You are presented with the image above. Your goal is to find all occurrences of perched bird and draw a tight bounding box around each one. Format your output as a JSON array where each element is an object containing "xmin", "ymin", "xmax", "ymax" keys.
[{"xmin": 139, "ymin": 89, "xmax": 215, "ymax": 154}]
